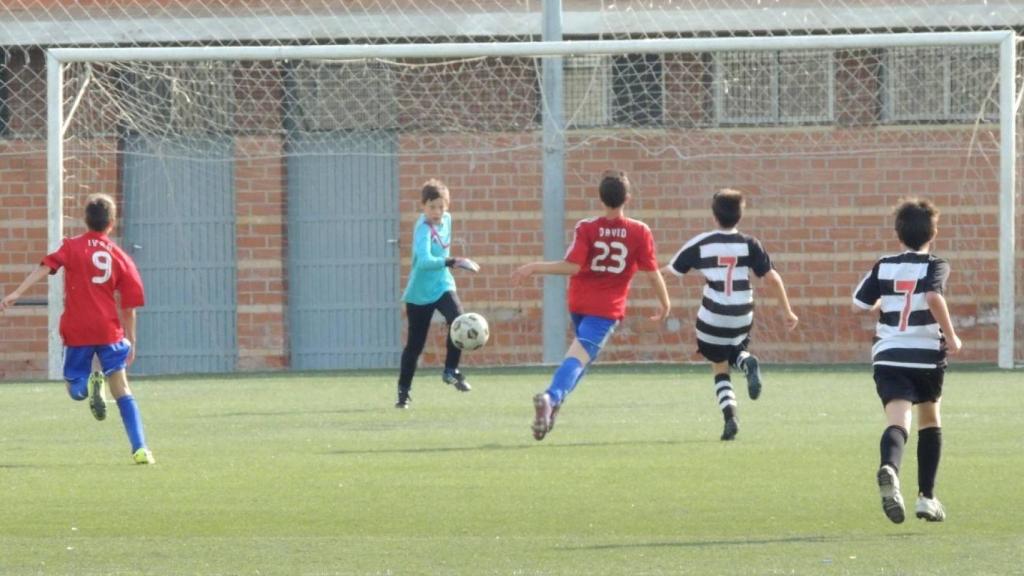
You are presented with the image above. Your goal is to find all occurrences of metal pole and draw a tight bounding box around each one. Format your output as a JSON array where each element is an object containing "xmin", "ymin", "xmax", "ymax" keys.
[
  {"xmin": 541, "ymin": 0, "xmax": 566, "ymax": 364},
  {"xmin": 46, "ymin": 52, "xmax": 64, "ymax": 380},
  {"xmin": 998, "ymin": 33, "xmax": 1017, "ymax": 368}
]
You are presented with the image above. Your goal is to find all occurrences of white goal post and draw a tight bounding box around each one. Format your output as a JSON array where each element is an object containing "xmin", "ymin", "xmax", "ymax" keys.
[{"xmin": 45, "ymin": 30, "xmax": 1018, "ymax": 377}]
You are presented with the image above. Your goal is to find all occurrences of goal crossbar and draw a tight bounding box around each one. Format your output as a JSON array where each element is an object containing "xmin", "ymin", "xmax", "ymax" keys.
[{"xmin": 50, "ymin": 30, "xmax": 1012, "ymax": 62}]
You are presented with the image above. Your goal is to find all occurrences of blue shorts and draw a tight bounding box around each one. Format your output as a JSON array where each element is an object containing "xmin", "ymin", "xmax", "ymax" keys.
[
  {"xmin": 571, "ymin": 313, "xmax": 618, "ymax": 362},
  {"xmin": 64, "ymin": 339, "xmax": 132, "ymax": 399}
]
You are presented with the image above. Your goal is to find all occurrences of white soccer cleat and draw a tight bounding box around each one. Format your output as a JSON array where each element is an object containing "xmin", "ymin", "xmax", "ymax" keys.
[
  {"xmin": 877, "ymin": 465, "xmax": 905, "ymax": 524},
  {"xmin": 133, "ymin": 448, "xmax": 156, "ymax": 465},
  {"xmin": 87, "ymin": 371, "xmax": 107, "ymax": 421},
  {"xmin": 532, "ymin": 393, "xmax": 552, "ymax": 441},
  {"xmin": 915, "ymin": 496, "xmax": 946, "ymax": 522}
]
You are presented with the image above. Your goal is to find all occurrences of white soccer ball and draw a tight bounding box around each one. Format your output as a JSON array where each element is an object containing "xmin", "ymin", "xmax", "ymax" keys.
[{"xmin": 450, "ymin": 312, "xmax": 490, "ymax": 351}]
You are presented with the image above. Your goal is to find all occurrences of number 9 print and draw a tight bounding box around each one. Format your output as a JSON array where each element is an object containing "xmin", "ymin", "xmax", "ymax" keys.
[{"xmin": 91, "ymin": 251, "xmax": 112, "ymax": 284}]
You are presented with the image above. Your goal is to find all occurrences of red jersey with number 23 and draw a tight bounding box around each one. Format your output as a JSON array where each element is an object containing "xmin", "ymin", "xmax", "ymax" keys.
[
  {"xmin": 41, "ymin": 231, "xmax": 145, "ymax": 347},
  {"xmin": 564, "ymin": 216, "xmax": 658, "ymax": 321}
]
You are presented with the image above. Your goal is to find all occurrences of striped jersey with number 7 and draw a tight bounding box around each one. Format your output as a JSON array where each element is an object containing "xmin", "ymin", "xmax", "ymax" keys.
[
  {"xmin": 853, "ymin": 251, "xmax": 951, "ymax": 369},
  {"xmin": 668, "ymin": 230, "xmax": 773, "ymax": 348}
]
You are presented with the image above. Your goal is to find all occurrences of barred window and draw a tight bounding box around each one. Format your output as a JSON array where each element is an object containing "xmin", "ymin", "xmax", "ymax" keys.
[
  {"xmin": 291, "ymin": 60, "xmax": 397, "ymax": 132},
  {"xmin": 613, "ymin": 53, "xmax": 663, "ymax": 126},
  {"xmin": 0, "ymin": 49, "xmax": 9, "ymax": 137},
  {"xmin": 713, "ymin": 50, "xmax": 834, "ymax": 125},
  {"xmin": 0, "ymin": 47, "xmax": 48, "ymax": 139},
  {"xmin": 563, "ymin": 55, "xmax": 612, "ymax": 128},
  {"xmin": 562, "ymin": 53, "xmax": 666, "ymax": 128},
  {"xmin": 121, "ymin": 62, "xmax": 235, "ymax": 135},
  {"xmin": 883, "ymin": 46, "xmax": 998, "ymax": 123}
]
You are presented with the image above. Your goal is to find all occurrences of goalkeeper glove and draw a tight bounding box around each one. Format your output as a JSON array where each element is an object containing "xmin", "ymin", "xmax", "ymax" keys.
[{"xmin": 446, "ymin": 257, "xmax": 480, "ymax": 273}]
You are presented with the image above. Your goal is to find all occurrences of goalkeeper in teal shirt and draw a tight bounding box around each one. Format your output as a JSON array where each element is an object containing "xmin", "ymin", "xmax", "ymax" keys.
[{"xmin": 395, "ymin": 179, "xmax": 480, "ymax": 409}]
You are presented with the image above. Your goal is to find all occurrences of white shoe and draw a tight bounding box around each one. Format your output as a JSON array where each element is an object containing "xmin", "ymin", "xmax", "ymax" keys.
[
  {"xmin": 877, "ymin": 465, "xmax": 905, "ymax": 524},
  {"xmin": 88, "ymin": 371, "xmax": 107, "ymax": 421},
  {"xmin": 915, "ymin": 496, "xmax": 946, "ymax": 522},
  {"xmin": 532, "ymin": 393, "xmax": 552, "ymax": 441},
  {"xmin": 133, "ymin": 448, "xmax": 156, "ymax": 465}
]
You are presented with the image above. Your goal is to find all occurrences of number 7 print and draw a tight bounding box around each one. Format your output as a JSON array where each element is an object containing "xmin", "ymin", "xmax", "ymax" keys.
[
  {"xmin": 894, "ymin": 279, "xmax": 918, "ymax": 332},
  {"xmin": 717, "ymin": 255, "xmax": 737, "ymax": 296}
]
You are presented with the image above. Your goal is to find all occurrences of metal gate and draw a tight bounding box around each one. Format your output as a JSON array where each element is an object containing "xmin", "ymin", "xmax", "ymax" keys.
[
  {"xmin": 121, "ymin": 135, "xmax": 238, "ymax": 374},
  {"xmin": 287, "ymin": 133, "xmax": 401, "ymax": 369}
]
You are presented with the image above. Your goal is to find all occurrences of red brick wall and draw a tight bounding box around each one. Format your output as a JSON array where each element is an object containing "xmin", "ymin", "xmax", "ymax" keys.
[
  {"xmin": 404, "ymin": 129, "xmax": 1011, "ymax": 368},
  {"xmin": 0, "ymin": 135, "xmax": 292, "ymax": 379},
  {"xmin": 0, "ymin": 142, "xmax": 48, "ymax": 379},
  {"xmin": 0, "ymin": 126, "xmax": 1017, "ymax": 379},
  {"xmin": 235, "ymin": 137, "xmax": 289, "ymax": 371}
]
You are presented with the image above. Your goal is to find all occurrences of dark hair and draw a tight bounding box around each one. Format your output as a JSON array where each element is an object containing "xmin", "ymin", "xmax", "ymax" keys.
[
  {"xmin": 712, "ymin": 188, "xmax": 744, "ymax": 228},
  {"xmin": 420, "ymin": 179, "xmax": 450, "ymax": 204},
  {"xmin": 85, "ymin": 193, "xmax": 116, "ymax": 232},
  {"xmin": 894, "ymin": 197, "xmax": 939, "ymax": 250},
  {"xmin": 598, "ymin": 170, "xmax": 630, "ymax": 208}
]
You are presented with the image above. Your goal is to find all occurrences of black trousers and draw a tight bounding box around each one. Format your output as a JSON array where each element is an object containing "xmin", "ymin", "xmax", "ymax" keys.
[{"xmin": 397, "ymin": 291, "xmax": 463, "ymax": 391}]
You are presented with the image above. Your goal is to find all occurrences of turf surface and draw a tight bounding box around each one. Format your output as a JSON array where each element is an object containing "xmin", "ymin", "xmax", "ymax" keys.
[{"xmin": 1, "ymin": 365, "xmax": 1021, "ymax": 575}]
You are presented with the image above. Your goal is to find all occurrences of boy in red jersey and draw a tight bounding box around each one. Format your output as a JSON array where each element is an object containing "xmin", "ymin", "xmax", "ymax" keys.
[
  {"xmin": 1, "ymin": 194, "xmax": 154, "ymax": 464},
  {"xmin": 513, "ymin": 170, "xmax": 671, "ymax": 440}
]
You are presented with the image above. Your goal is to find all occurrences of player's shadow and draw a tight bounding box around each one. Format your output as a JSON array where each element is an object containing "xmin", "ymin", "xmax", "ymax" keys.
[
  {"xmin": 326, "ymin": 438, "xmax": 698, "ymax": 456},
  {"xmin": 562, "ymin": 533, "xmax": 924, "ymax": 551}
]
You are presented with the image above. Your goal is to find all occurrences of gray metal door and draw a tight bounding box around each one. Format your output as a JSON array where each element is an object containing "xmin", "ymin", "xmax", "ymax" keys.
[
  {"xmin": 122, "ymin": 135, "xmax": 237, "ymax": 374},
  {"xmin": 287, "ymin": 133, "xmax": 400, "ymax": 369}
]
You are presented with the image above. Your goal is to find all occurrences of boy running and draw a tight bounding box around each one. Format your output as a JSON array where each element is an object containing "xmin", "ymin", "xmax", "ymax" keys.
[
  {"xmin": 853, "ymin": 198, "xmax": 962, "ymax": 523},
  {"xmin": 665, "ymin": 189, "xmax": 798, "ymax": 441},
  {"xmin": 1, "ymin": 193, "xmax": 154, "ymax": 464},
  {"xmin": 513, "ymin": 170, "xmax": 671, "ymax": 441}
]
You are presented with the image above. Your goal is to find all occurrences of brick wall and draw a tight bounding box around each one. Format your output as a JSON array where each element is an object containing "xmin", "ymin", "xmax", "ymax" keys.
[
  {"xmin": 403, "ymin": 129, "xmax": 1012, "ymax": 368},
  {"xmin": 0, "ymin": 142, "xmax": 48, "ymax": 379},
  {"xmin": 235, "ymin": 137, "xmax": 289, "ymax": 371},
  {"xmin": 0, "ymin": 126, "xmax": 1018, "ymax": 379}
]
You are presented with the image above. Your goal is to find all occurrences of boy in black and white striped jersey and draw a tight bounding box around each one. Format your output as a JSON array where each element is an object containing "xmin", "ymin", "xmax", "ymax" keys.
[
  {"xmin": 853, "ymin": 198, "xmax": 962, "ymax": 524},
  {"xmin": 665, "ymin": 189, "xmax": 798, "ymax": 441}
]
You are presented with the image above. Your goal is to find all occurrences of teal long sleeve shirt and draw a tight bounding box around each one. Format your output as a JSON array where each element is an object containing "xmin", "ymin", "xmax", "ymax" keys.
[{"xmin": 401, "ymin": 213, "xmax": 456, "ymax": 305}]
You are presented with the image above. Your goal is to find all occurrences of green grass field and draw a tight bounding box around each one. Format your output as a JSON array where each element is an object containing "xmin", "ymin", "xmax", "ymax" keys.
[{"xmin": 1, "ymin": 365, "xmax": 1021, "ymax": 575}]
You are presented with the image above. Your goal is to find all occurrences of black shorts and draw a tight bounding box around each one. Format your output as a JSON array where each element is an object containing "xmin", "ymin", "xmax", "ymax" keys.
[
  {"xmin": 873, "ymin": 365, "xmax": 944, "ymax": 405},
  {"xmin": 697, "ymin": 337, "xmax": 750, "ymax": 365}
]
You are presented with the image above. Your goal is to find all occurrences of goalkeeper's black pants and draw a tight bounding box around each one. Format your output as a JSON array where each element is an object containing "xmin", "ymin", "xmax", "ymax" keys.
[{"xmin": 398, "ymin": 290, "xmax": 463, "ymax": 392}]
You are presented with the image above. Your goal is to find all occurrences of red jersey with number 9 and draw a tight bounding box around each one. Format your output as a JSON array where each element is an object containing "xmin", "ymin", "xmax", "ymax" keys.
[
  {"xmin": 41, "ymin": 230, "xmax": 145, "ymax": 346},
  {"xmin": 564, "ymin": 216, "xmax": 658, "ymax": 321}
]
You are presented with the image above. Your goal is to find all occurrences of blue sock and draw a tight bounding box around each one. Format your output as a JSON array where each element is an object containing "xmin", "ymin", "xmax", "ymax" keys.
[
  {"xmin": 546, "ymin": 357, "xmax": 585, "ymax": 405},
  {"xmin": 116, "ymin": 395, "xmax": 148, "ymax": 453}
]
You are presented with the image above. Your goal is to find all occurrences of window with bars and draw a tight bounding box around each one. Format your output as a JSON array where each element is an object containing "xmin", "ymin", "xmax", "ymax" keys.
[
  {"xmin": 882, "ymin": 46, "xmax": 998, "ymax": 123},
  {"xmin": 563, "ymin": 54, "xmax": 612, "ymax": 128},
  {"xmin": 713, "ymin": 50, "xmax": 834, "ymax": 125},
  {"xmin": 0, "ymin": 47, "xmax": 46, "ymax": 139},
  {"xmin": 121, "ymin": 62, "xmax": 235, "ymax": 135},
  {"xmin": 289, "ymin": 60, "xmax": 397, "ymax": 132},
  {"xmin": 613, "ymin": 53, "xmax": 663, "ymax": 126},
  {"xmin": 562, "ymin": 53, "xmax": 666, "ymax": 128},
  {"xmin": 0, "ymin": 49, "xmax": 9, "ymax": 137}
]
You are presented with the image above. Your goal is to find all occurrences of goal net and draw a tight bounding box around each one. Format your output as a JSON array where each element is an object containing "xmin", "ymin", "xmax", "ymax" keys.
[{"xmin": 0, "ymin": 2, "xmax": 1021, "ymax": 377}]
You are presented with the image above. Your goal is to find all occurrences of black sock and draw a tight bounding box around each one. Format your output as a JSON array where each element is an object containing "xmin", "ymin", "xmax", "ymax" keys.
[
  {"xmin": 880, "ymin": 425, "xmax": 908, "ymax": 473},
  {"xmin": 714, "ymin": 374, "xmax": 736, "ymax": 419},
  {"xmin": 917, "ymin": 427, "xmax": 942, "ymax": 499}
]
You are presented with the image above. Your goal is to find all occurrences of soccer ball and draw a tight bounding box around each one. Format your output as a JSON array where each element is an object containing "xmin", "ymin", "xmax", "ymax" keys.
[{"xmin": 450, "ymin": 312, "xmax": 490, "ymax": 351}]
